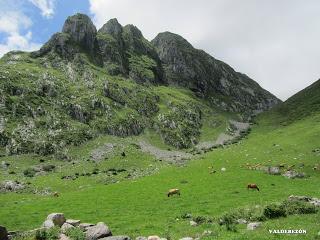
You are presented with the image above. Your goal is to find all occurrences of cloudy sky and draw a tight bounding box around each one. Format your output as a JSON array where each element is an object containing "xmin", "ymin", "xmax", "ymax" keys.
[{"xmin": 0, "ymin": 0, "xmax": 319, "ymax": 100}]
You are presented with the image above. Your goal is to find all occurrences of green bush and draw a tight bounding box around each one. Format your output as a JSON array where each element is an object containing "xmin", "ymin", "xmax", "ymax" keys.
[
  {"xmin": 23, "ymin": 168, "xmax": 36, "ymax": 177},
  {"xmin": 220, "ymin": 213, "xmax": 237, "ymax": 232},
  {"xmin": 263, "ymin": 203, "xmax": 287, "ymax": 219},
  {"xmin": 282, "ymin": 200, "xmax": 317, "ymax": 215},
  {"xmin": 65, "ymin": 227, "xmax": 85, "ymax": 240},
  {"xmin": 42, "ymin": 164, "xmax": 56, "ymax": 172}
]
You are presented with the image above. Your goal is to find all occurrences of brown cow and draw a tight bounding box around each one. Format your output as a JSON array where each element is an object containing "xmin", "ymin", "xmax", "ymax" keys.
[
  {"xmin": 247, "ymin": 183, "xmax": 260, "ymax": 191},
  {"xmin": 167, "ymin": 188, "xmax": 180, "ymax": 197}
]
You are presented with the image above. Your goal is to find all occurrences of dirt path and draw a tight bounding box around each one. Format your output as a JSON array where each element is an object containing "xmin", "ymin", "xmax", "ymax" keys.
[
  {"xmin": 138, "ymin": 140, "xmax": 193, "ymax": 164},
  {"xmin": 196, "ymin": 120, "xmax": 250, "ymax": 150}
]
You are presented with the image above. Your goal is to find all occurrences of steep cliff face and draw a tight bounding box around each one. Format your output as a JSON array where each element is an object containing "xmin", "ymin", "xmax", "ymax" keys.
[{"xmin": 152, "ymin": 32, "xmax": 280, "ymax": 113}]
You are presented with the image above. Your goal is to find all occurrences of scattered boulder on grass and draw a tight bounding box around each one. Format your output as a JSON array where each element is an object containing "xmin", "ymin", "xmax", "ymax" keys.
[
  {"xmin": 66, "ymin": 219, "xmax": 81, "ymax": 227},
  {"xmin": 43, "ymin": 213, "xmax": 66, "ymax": 228},
  {"xmin": 79, "ymin": 223, "xmax": 95, "ymax": 231},
  {"xmin": 179, "ymin": 238, "xmax": 193, "ymax": 240},
  {"xmin": 61, "ymin": 223, "xmax": 74, "ymax": 232},
  {"xmin": 0, "ymin": 180, "xmax": 25, "ymax": 192},
  {"xmin": 42, "ymin": 219, "xmax": 55, "ymax": 229},
  {"xmin": 282, "ymin": 170, "xmax": 305, "ymax": 179},
  {"xmin": 266, "ymin": 166, "xmax": 281, "ymax": 175},
  {"xmin": 189, "ymin": 220, "xmax": 198, "ymax": 226},
  {"xmin": 247, "ymin": 222, "xmax": 262, "ymax": 230},
  {"xmin": 288, "ymin": 195, "xmax": 320, "ymax": 207},
  {"xmin": 0, "ymin": 226, "xmax": 8, "ymax": 240},
  {"xmin": 85, "ymin": 222, "xmax": 112, "ymax": 240},
  {"xmin": 236, "ymin": 219, "xmax": 247, "ymax": 224},
  {"xmin": 147, "ymin": 236, "xmax": 160, "ymax": 240}
]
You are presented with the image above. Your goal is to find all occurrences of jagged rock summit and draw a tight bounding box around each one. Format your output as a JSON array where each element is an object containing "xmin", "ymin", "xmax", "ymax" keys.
[
  {"xmin": 32, "ymin": 13, "xmax": 280, "ymax": 113},
  {"xmin": 152, "ymin": 31, "xmax": 280, "ymax": 113},
  {"xmin": 0, "ymin": 13, "xmax": 281, "ymax": 154}
]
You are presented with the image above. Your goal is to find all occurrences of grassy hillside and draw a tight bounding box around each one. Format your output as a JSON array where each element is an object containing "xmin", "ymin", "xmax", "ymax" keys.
[
  {"xmin": 258, "ymin": 79, "xmax": 320, "ymax": 125},
  {"xmin": 1, "ymin": 110, "xmax": 319, "ymax": 239}
]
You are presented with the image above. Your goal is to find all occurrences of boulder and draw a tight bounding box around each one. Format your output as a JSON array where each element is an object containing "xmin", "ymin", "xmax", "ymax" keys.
[
  {"xmin": 66, "ymin": 219, "xmax": 81, "ymax": 227},
  {"xmin": 282, "ymin": 170, "xmax": 305, "ymax": 179},
  {"xmin": 59, "ymin": 233, "xmax": 70, "ymax": 240},
  {"xmin": 266, "ymin": 166, "xmax": 280, "ymax": 175},
  {"xmin": 85, "ymin": 222, "xmax": 112, "ymax": 240},
  {"xmin": 288, "ymin": 195, "xmax": 311, "ymax": 202},
  {"xmin": 61, "ymin": 223, "xmax": 75, "ymax": 232},
  {"xmin": 310, "ymin": 198, "xmax": 320, "ymax": 207},
  {"xmin": 1, "ymin": 180, "xmax": 25, "ymax": 192},
  {"xmin": 47, "ymin": 213, "xmax": 66, "ymax": 227},
  {"xmin": 42, "ymin": 220, "xmax": 55, "ymax": 229},
  {"xmin": 79, "ymin": 223, "xmax": 95, "ymax": 231},
  {"xmin": 189, "ymin": 220, "xmax": 197, "ymax": 226},
  {"xmin": 147, "ymin": 236, "xmax": 160, "ymax": 240},
  {"xmin": 179, "ymin": 238, "xmax": 193, "ymax": 240},
  {"xmin": 100, "ymin": 236, "xmax": 131, "ymax": 240},
  {"xmin": 136, "ymin": 237, "xmax": 147, "ymax": 240},
  {"xmin": 0, "ymin": 226, "xmax": 8, "ymax": 240},
  {"xmin": 236, "ymin": 219, "xmax": 247, "ymax": 224},
  {"xmin": 247, "ymin": 222, "xmax": 262, "ymax": 230}
]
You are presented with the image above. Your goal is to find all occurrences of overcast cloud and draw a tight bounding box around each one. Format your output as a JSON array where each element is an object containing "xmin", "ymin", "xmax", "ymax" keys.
[{"xmin": 90, "ymin": 0, "xmax": 320, "ymax": 100}]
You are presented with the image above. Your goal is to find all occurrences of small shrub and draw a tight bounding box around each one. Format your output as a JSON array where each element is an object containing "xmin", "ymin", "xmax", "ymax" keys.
[
  {"xmin": 282, "ymin": 200, "xmax": 317, "ymax": 215},
  {"xmin": 23, "ymin": 168, "xmax": 36, "ymax": 177},
  {"xmin": 263, "ymin": 203, "xmax": 287, "ymax": 219},
  {"xmin": 35, "ymin": 229, "xmax": 47, "ymax": 240},
  {"xmin": 9, "ymin": 170, "xmax": 16, "ymax": 174},
  {"xmin": 193, "ymin": 215, "xmax": 208, "ymax": 224},
  {"xmin": 46, "ymin": 227, "xmax": 60, "ymax": 240},
  {"xmin": 42, "ymin": 164, "xmax": 56, "ymax": 172},
  {"xmin": 220, "ymin": 213, "xmax": 237, "ymax": 232},
  {"xmin": 65, "ymin": 227, "xmax": 85, "ymax": 240}
]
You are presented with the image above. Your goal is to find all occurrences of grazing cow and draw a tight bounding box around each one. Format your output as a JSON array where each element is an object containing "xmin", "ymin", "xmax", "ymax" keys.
[
  {"xmin": 167, "ymin": 188, "xmax": 180, "ymax": 197},
  {"xmin": 53, "ymin": 191, "xmax": 60, "ymax": 197},
  {"xmin": 247, "ymin": 183, "xmax": 260, "ymax": 191}
]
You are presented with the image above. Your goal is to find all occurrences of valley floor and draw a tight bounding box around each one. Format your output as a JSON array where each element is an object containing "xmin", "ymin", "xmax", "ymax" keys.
[{"xmin": 0, "ymin": 114, "xmax": 320, "ymax": 239}]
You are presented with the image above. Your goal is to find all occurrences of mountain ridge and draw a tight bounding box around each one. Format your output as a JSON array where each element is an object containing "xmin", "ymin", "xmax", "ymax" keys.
[{"xmin": 0, "ymin": 13, "xmax": 281, "ymax": 155}]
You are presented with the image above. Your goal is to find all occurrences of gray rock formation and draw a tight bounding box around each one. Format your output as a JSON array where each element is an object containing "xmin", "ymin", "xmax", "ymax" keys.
[
  {"xmin": 152, "ymin": 32, "xmax": 281, "ymax": 113},
  {"xmin": 247, "ymin": 222, "xmax": 262, "ymax": 230},
  {"xmin": 85, "ymin": 222, "xmax": 112, "ymax": 240}
]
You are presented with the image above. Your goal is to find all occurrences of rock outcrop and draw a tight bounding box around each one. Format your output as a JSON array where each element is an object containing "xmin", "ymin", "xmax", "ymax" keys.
[{"xmin": 151, "ymin": 32, "xmax": 281, "ymax": 113}]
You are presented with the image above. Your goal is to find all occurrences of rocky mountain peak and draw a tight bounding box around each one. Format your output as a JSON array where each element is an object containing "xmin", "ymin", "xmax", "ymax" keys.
[
  {"xmin": 152, "ymin": 31, "xmax": 193, "ymax": 50},
  {"xmin": 62, "ymin": 13, "xmax": 98, "ymax": 53},
  {"xmin": 123, "ymin": 24, "xmax": 144, "ymax": 39},
  {"xmin": 98, "ymin": 18, "xmax": 123, "ymax": 38}
]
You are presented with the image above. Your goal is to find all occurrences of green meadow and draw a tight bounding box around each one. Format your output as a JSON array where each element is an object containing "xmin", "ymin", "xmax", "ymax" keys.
[{"xmin": 1, "ymin": 111, "xmax": 319, "ymax": 239}]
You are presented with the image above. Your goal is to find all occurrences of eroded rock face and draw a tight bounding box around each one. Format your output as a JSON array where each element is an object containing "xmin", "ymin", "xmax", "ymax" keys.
[
  {"xmin": 152, "ymin": 32, "xmax": 281, "ymax": 113},
  {"xmin": 62, "ymin": 14, "xmax": 98, "ymax": 55}
]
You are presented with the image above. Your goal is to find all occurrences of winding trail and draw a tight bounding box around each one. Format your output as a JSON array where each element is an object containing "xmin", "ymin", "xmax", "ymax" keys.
[{"xmin": 138, "ymin": 120, "xmax": 250, "ymax": 163}]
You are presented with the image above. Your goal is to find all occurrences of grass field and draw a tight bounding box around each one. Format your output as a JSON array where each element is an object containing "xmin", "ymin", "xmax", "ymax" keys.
[{"xmin": 0, "ymin": 112, "xmax": 319, "ymax": 239}]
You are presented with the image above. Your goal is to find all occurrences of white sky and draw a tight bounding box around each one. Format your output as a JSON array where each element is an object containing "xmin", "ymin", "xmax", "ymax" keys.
[{"xmin": 90, "ymin": 0, "xmax": 320, "ymax": 100}]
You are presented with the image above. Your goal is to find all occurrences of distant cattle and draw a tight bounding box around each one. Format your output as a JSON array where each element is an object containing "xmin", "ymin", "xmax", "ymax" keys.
[
  {"xmin": 247, "ymin": 183, "xmax": 260, "ymax": 191},
  {"xmin": 167, "ymin": 188, "xmax": 180, "ymax": 197}
]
